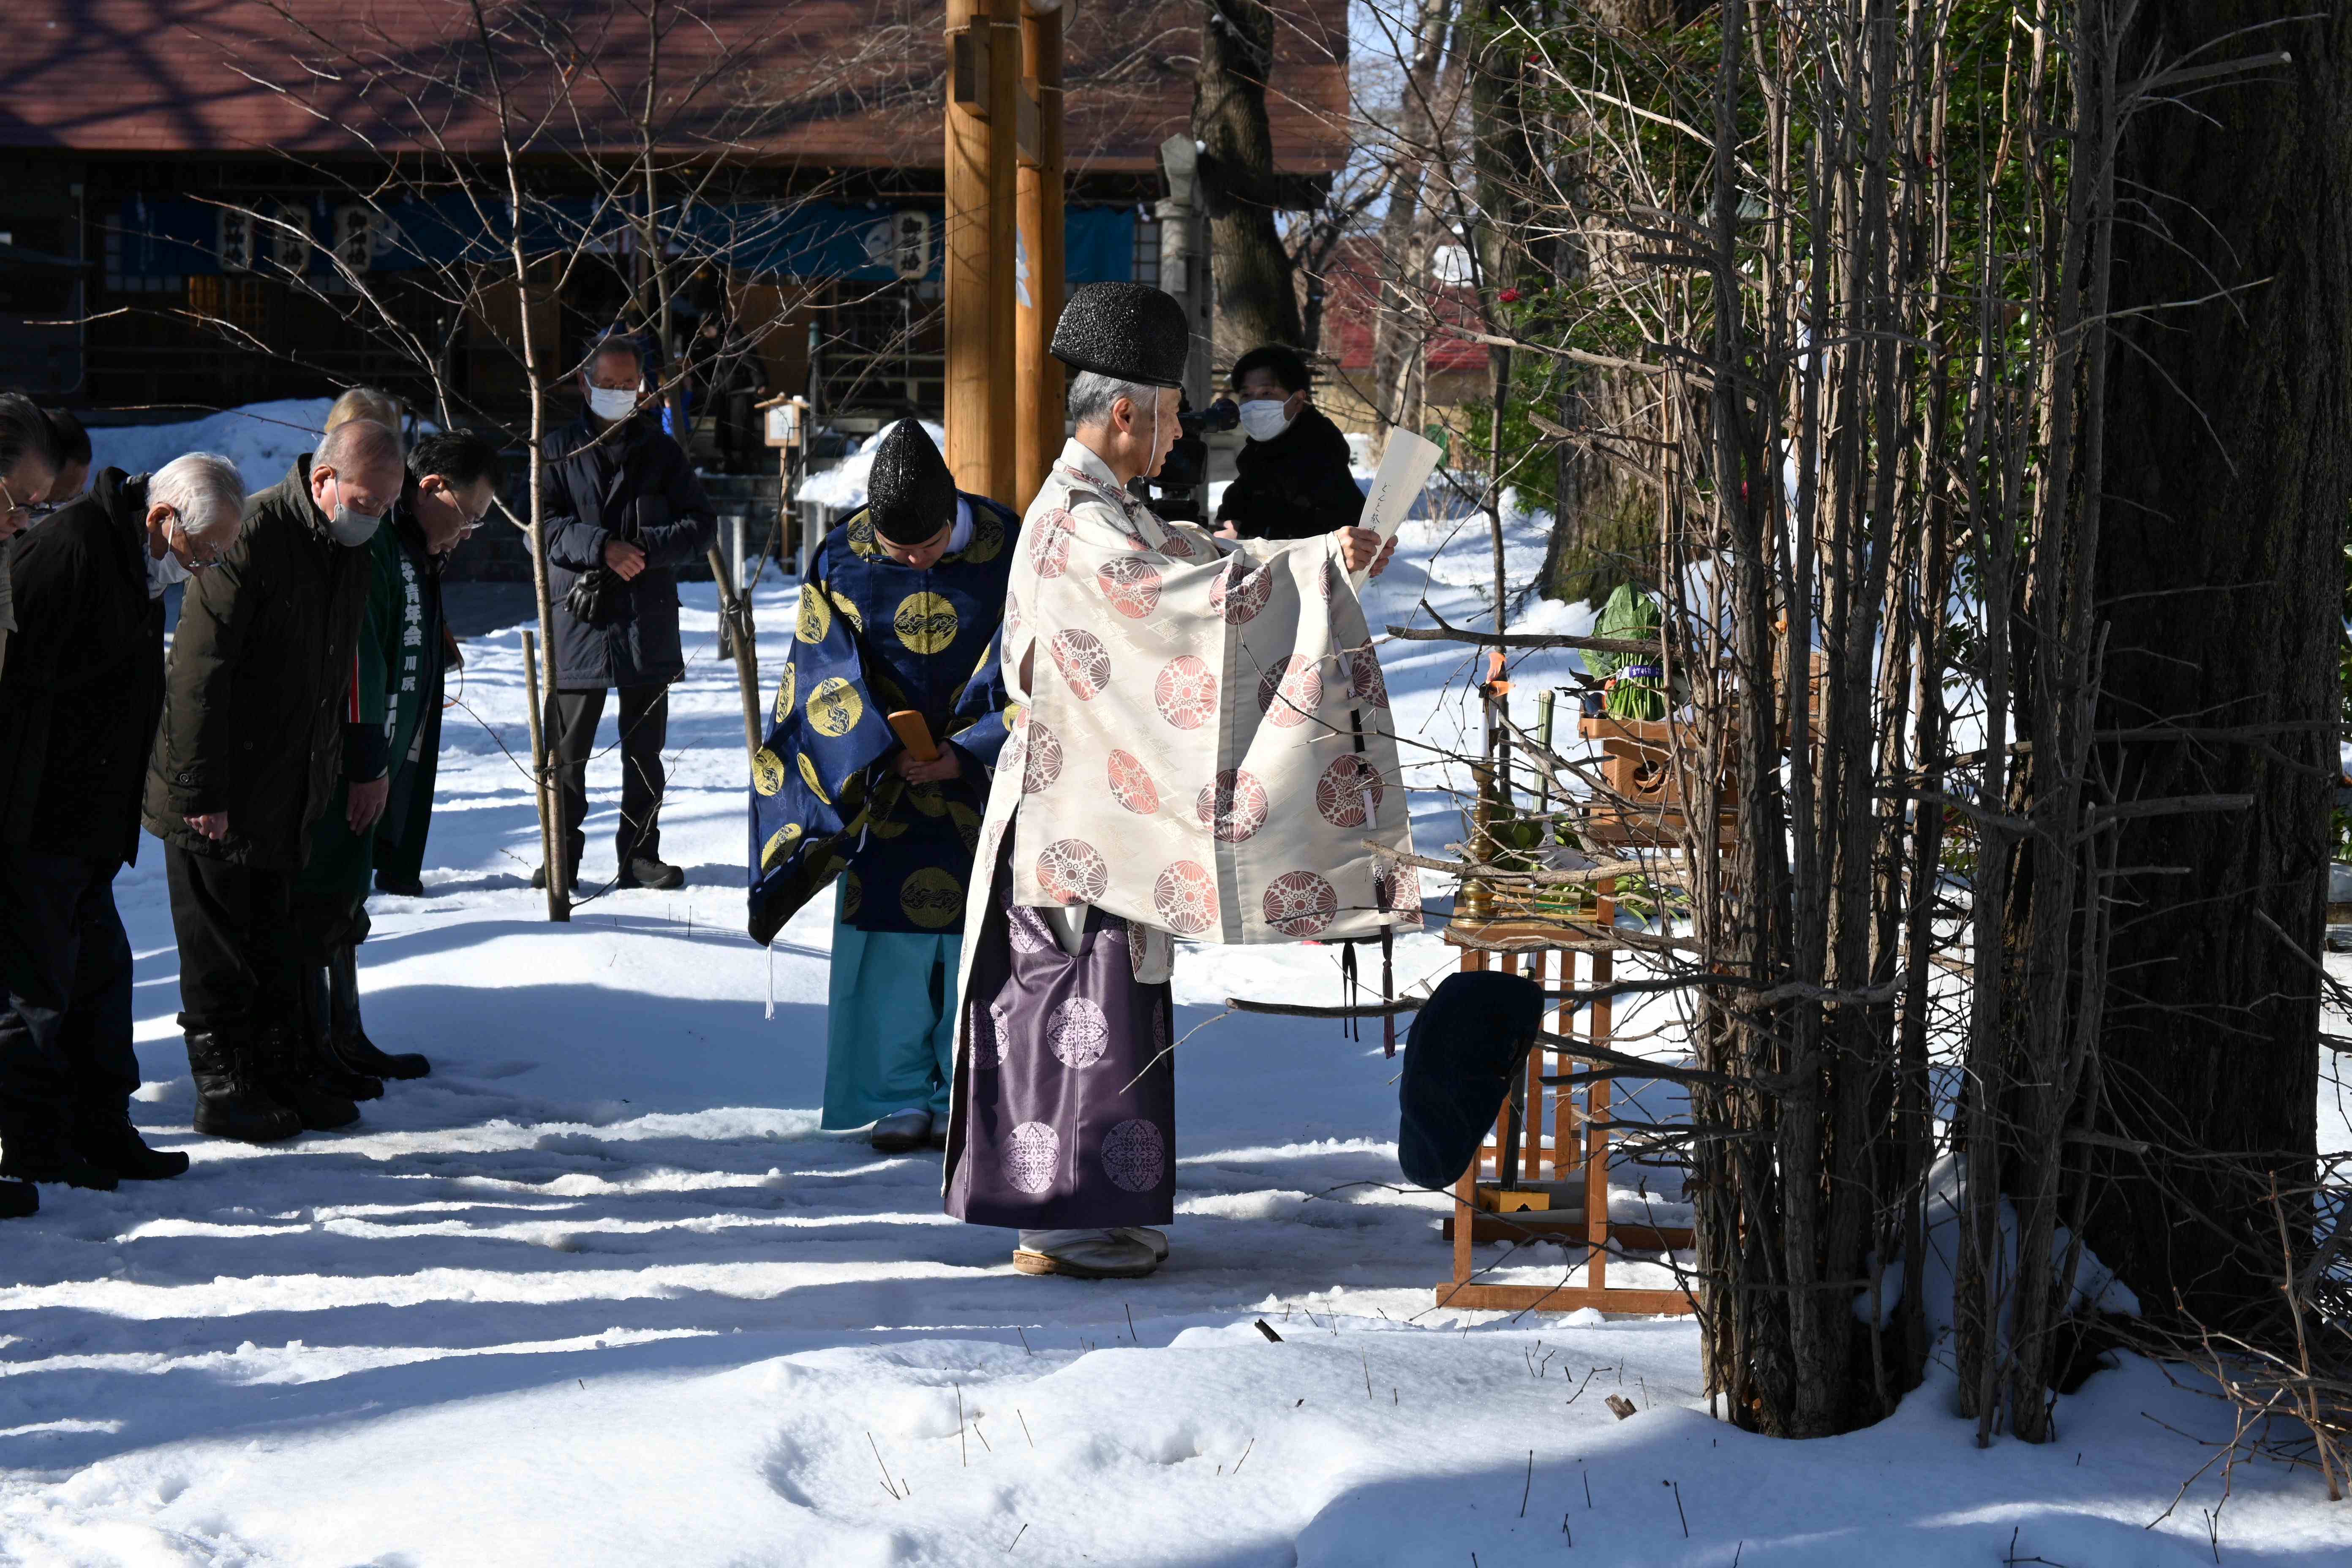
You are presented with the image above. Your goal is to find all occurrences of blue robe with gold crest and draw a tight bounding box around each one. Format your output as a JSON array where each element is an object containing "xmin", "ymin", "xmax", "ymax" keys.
[{"xmin": 747, "ymin": 496, "xmax": 1019, "ymax": 946}]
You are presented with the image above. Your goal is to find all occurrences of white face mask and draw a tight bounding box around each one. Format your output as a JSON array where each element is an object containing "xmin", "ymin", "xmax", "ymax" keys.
[
  {"xmin": 1238, "ymin": 398, "xmax": 1295, "ymax": 442},
  {"xmin": 146, "ymin": 541, "xmax": 192, "ymax": 598},
  {"xmin": 587, "ymin": 384, "xmax": 639, "ymax": 422}
]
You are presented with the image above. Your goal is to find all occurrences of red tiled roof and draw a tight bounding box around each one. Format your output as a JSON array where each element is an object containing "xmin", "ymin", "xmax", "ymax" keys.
[
  {"xmin": 0, "ymin": 1, "xmax": 1350, "ymax": 175},
  {"xmin": 1316, "ymin": 234, "xmax": 1487, "ymax": 373}
]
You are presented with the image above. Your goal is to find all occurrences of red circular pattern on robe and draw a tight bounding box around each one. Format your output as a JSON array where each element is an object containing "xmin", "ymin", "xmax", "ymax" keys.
[
  {"xmin": 1209, "ymin": 559, "xmax": 1274, "ymax": 624},
  {"xmin": 1153, "ymin": 656, "xmax": 1218, "ymax": 730},
  {"xmin": 1048, "ymin": 629, "xmax": 1113, "ymax": 700},
  {"xmin": 1318, "ymin": 557, "xmax": 1338, "ymax": 601},
  {"xmin": 1314, "ymin": 754, "xmax": 1387, "ymax": 828},
  {"xmin": 1096, "ymin": 557, "xmax": 1163, "ymax": 618},
  {"xmin": 1194, "ymin": 768, "xmax": 1269, "ymax": 844},
  {"xmin": 1101, "ymin": 1118, "xmax": 1166, "ymax": 1193},
  {"xmin": 1373, "ymin": 856, "xmax": 1421, "ymax": 919},
  {"xmin": 1152, "ymin": 860, "xmax": 1217, "ymax": 935},
  {"xmin": 1037, "ymin": 838, "xmax": 1109, "ymax": 904},
  {"xmin": 1255, "ymin": 655, "xmax": 1323, "ymax": 729},
  {"xmin": 1107, "ymin": 749, "xmax": 1161, "ymax": 814},
  {"xmin": 1160, "ymin": 528, "xmax": 1197, "ymax": 561},
  {"xmin": 1346, "ymin": 647, "xmax": 1391, "ymax": 708},
  {"xmin": 1003, "ymin": 593, "xmax": 1024, "ymax": 638},
  {"xmin": 1029, "ymin": 509, "xmax": 1074, "ymax": 578},
  {"xmin": 1021, "ymin": 721, "xmax": 1064, "ymax": 794},
  {"xmin": 1262, "ymin": 870, "xmax": 1339, "ymax": 937}
]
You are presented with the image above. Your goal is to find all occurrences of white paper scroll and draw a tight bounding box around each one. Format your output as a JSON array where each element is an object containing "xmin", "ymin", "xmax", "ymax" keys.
[{"xmin": 1353, "ymin": 429, "xmax": 1442, "ymax": 584}]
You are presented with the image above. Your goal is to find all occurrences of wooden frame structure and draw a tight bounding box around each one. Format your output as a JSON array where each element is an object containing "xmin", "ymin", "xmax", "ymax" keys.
[{"xmin": 1432, "ymin": 697, "xmax": 1718, "ymax": 1316}]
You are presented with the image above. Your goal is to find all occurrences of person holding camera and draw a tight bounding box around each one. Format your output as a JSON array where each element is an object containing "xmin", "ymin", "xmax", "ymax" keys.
[
  {"xmin": 1210, "ymin": 344, "xmax": 1365, "ymax": 543},
  {"xmin": 536, "ymin": 336, "xmax": 717, "ymax": 894}
]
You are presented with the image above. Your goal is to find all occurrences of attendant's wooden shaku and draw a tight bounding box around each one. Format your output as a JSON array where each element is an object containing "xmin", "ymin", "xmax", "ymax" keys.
[{"xmin": 888, "ymin": 710, "xmax": 940, "ymax": 762}]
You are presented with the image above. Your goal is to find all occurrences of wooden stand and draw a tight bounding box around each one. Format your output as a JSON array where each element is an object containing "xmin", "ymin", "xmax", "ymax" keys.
[{"xmin": 1434, "ymin": 883, "xmax": 1698, "ymax": 1316}]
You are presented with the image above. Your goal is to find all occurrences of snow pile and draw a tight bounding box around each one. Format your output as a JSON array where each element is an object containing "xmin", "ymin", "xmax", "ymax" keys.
[
  {"xmin": 799, "ymin": 419, "xmax": 950, "ymax": 511},
  {"xmin": 86, "ymin": 399, "xmax": 341, "ymax": 491}
]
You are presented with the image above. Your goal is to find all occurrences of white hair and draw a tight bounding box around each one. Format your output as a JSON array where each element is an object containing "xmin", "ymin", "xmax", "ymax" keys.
[
  {"xmin": 1067, "ymin": 371, "xmax": 1162, "ymax": 431},
  {"xmin": 148, "ymin": 453, "xmax": 247, "ymax": 540}
]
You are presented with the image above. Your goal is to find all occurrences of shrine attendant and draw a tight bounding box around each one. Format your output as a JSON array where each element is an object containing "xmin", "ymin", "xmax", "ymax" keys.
[
  {"xmin": 748, "ymin": 420, "xmax": 1019, "ymax": 1151},
  {"xmin": 942, "ymin": 283, "xmax": 1415, "ymax": 1280}
]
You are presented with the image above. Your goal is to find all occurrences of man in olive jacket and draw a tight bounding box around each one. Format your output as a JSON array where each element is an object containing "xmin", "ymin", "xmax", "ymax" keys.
[
  {"xmin": 537, "ymin": 335, "xmax": 716, "ymax": 892},
  {"xmin": 142, "ymin": 419, "xmax": 405, "ymax": 1142},
  {"xmin": 0, "ymin": 457, "xmax": 244, "ymax": 1192}
]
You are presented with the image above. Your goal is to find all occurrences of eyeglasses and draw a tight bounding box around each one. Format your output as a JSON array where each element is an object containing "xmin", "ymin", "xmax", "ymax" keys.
[
  {"xmin": 167, "ymin": 512, "xmax": 229, "ymax": 570},
  {"xmin": 0, "ymin": 478, "xmax": 34, "ymax": 529}
]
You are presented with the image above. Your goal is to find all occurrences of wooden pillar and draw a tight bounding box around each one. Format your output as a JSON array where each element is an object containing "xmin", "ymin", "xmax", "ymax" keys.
[
  {"xmin": 944, "ymin": 0, "xmax": 1021, "ymax": 504},
  {"xmin": 1014, "ymin": 0, "xmax": 1067, "ymax": 508}
]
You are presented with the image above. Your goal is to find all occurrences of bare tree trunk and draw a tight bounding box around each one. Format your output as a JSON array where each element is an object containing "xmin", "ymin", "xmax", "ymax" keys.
[
  {"xmin": 2077, "ymin": 0, "xmax": 2351, "ymax": 1333},
  {"xmin": 1370, "ymin": 0, "xmax": 1452, "ymax": 449},
  {"xmin": 1192, "ymin": 0, "xmax": 1304, "ymax": 355}
]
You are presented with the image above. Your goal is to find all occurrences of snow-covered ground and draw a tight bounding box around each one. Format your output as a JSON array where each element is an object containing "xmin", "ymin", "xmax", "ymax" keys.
[{"xmin": 3, "ymin": 490, "xmax": 2348, "ymax": 1565}]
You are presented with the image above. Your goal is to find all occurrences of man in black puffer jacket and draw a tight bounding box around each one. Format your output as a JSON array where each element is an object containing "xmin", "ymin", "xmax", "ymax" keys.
[
  {"xmin": 144, "ymin": 419, "xmax": 405, "ymax": 1143},
  {"xmin": 0, "ymin": 457, "xmax": 246, "ymax": 1191},
  {"xmin": 1211, "ymin": 343, "xmax": 1366, "ymax": 542},
  {"xmin": 537, "ymin": 335, "xmax": 716, "ymax": 893}
]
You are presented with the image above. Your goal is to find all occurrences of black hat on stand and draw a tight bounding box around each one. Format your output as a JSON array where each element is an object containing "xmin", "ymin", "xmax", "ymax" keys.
[
  {"xmin": 865, "ymin": 419, "xmax": 959, "ymax": 545},
  {"xmin": 1397, "ymin": 970, "xmax": 1548, "ymax": 1191},
  {"xmin": 1050, "ymin": 282, "xmax": 1192, "ymax": 389}
]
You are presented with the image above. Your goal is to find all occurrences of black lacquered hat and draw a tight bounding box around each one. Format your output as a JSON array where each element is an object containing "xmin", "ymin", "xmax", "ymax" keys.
[
  {"xmin": 1397, "ymin": 970, "xmax": 1547, "ymax": 1190},
  {"xmin": 865, "ymin": 419, "xmax": 958, "ymax": 544},
  {"xmin": 1049, "ymin": 282, "xmax": 1192, "ymax": 389}
]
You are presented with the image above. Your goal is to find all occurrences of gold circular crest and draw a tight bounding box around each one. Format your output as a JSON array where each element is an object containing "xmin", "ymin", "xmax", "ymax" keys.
[
  {"xmin": 948, "ymin": 801, "xmax": 982, "ymax": 850},
  {"xmin": 805, "ymin": 676, "xmax": 865, "ymax": 738},
  {"xmin": 961, "ymin": 513, "xmax": 1004, "ymax": 564},
  {"xmin": 848, "ymin": 514, "xmax": 879, "ymax": 559},
  {"xmin": 795, "ymin": 584, "xmax": 832, "ymax": 644},
  {"xmin": 760, "ymin": 822, "xmax": 802, "ymax": 869},
  {"xmin": 841, "ymin": 870, "xmax": 863, "ymax": 920},
  {"xmin": 894, "ymin": 591, "xmax": 960, "ymax": 656},
  {"xmin": 772, "ymin": 661, "xmax": 798, "ymax": 724},
  {"xmin": 751, "ymin": 747, "xmax": 786, "ymax": 796},
  {"xmin": 906, "ymin": 780, "xmax": 948, "ymax": 817},
  {"xmin": 828, "ymin": 589, "xmax": 865, "ymax": 633},
  {"xmin": 798, "ymin": 750, "xmax": 832, "ymax": 805},
  {"xmin": 899, "ymin": 866, "xmax": 964, "ymax": 929}
]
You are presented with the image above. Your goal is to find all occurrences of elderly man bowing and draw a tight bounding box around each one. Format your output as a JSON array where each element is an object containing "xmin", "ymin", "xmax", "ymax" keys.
[
  {"xmin": 145, "ymin": 419, "xmax": 404, "ymax": 1144},
  {"xmin": 0, "ymin": 455, "xmax": 248, "ymax": 1198},
  {"xmin": 942, "ymin": 284, "xmax": 1416, "ymax": 1279}
]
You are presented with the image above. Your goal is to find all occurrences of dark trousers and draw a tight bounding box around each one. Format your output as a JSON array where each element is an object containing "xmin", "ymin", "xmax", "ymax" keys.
[
  {"xmin": 547, "ymin": 683, "xmax": 670, "ymax": 873},
  {"xmin": 0, "ymin": 848, "xmax": 139, "ymax": 1138},
  {"xmin": 163, "ymin": 844, "xmax": 299, "ymax": 1040}
]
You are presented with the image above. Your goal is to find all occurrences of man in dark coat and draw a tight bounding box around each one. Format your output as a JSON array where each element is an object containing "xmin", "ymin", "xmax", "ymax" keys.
[
  {"xmin": 291, "ymin": 430, "xmax": 499, "ymax": 1087},
  {"xmin": 0, "ymin": 455, "xmax": 246, "ymax": 1191},
  {"xmin": 144, "ymin": 418, "xmax": 405, "ymax": 1142},
  {"xmin": 1211, "ymin": 343, "xmax": 1366, "ymax": 542},
  {"xmin": 538, "ymin": 334, "xmax": 717, "ymax": 892}
]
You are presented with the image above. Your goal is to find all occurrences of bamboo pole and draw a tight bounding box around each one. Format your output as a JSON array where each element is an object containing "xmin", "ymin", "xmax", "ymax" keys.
[
  {"xmin": 1013, "ymin": 0, "xmax": 1066, "ymax": 506},
  {"xmin": 520, "ymin": 628, "xmax": 557, "ymax": 906},
  {"xmin": 707, "ymin": 545, "xmax": 764, "ymax": 759}
]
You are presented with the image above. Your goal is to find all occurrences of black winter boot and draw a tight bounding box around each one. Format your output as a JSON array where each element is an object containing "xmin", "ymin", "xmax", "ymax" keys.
[
  {"xmin": 75, "ymin": 1112, "xmax": 191, "ymax": 1181},
  {"xmin": 299, "ymin": 964, "xmax": 382, "ymax": 1102},
  {"xmin": 188, "ymin": 1032, "xmax": 302, "ymax": 1143},
  {"xmin": 0, "ymin": 1121, "xmax": 121, "ymax": 1192},
  {"xmin": 0, "ymin": 1179, "xmax": 34, "ymax": 1218},
  {"xmin": 253, "ymin": 1023, "xmax": 361, "ymax": 1131},
  {"xmin": 327, "ymin": 944, "xmax": 428, "ymax": 1079}
]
